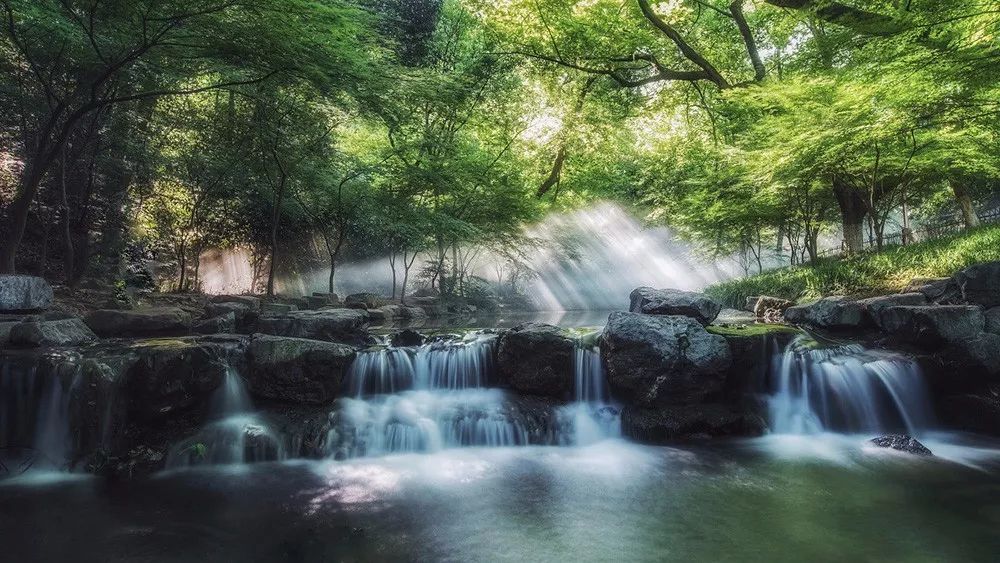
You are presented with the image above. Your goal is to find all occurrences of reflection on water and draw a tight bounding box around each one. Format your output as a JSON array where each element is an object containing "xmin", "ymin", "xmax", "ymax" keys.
[{"xmin": 3, "ymin": 439, "xmax": 1000, "ymax": 562}]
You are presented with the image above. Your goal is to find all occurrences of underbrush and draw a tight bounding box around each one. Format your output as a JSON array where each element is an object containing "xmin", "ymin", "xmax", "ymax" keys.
[{"xmin": 706, "ymin": 224, "xmax": 1000, "ymax": 308}]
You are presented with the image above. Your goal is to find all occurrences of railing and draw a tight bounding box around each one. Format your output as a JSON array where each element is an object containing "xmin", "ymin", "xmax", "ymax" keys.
[{"xmin": 817, "ymin": 205, "xmax": 1000, "ymax": 259}]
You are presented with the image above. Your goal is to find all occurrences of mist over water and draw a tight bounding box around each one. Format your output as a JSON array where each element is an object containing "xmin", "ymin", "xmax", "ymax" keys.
[{"xmin": 197, "ymin": 202, "xmax": 734, "ymax": 307}]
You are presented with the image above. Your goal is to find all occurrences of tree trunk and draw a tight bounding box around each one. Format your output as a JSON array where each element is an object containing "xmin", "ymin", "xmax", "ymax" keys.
[
  {"xmin": 266, "ymin": 177, "xmax": 286, "ymax": 297},
  {"xmin": 833, "ymin": 178, "xmax": 866, "ymax": 255},
  {"xmin": 0, "ymin": 161, "xmax": 47, "ymax": 273},
  {"xmin": 177, "ymin": 239, "xmax": 188, "ymax": 292},
  {"xmin": 951, "ymin": 181, "xmax": 980, "ymax": 228},
  {"xmin": 60, "ymin": 149, "xmax": 76, "ymax": 285},
  {"xmin": 389, "ymin": 252, "xmax": 398, "ymax": 301}
]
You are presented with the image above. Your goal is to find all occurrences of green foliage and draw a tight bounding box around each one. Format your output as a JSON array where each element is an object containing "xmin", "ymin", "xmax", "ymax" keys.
[{"xmin": 706, "ymin": 224, "xmax": 1000, "ymax": 308}]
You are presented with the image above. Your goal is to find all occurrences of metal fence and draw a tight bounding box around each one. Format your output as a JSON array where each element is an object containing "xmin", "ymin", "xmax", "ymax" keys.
[{"xmin": 819, "ymin": 205, "xmax": 1000, "ymax": 259}]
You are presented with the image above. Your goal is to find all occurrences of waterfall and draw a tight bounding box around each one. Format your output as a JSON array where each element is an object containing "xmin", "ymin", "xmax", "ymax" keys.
[
  {"xmin": 767, "ymin": 337, "xmax": 933, "ymax": 435},
  {"xmin": 328, "ymin": 389, "xmax": 533, "ymax": 458},
  {"xmin": 562, "ymin": 342, "xmax": 620, "ymax": 445},
  {"xmin": 166, "ymin": 366, "xmax": 285, "ymax": 468},
  {"xmin": 346, "ymin": 334, "xmax": 497, "ymax": 397},
  {"xmin": 211, "ymin": 366, "xmax": 254, "ymax": 417},
  {"xmin": 0, "ymin": 359, "xmax": 80, "ymax": 476}
]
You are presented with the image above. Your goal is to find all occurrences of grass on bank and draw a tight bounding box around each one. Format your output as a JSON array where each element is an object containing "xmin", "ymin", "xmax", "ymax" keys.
[{"xmin": 705, "ymin": 224, "xmax": 1000, "ymax": 309}]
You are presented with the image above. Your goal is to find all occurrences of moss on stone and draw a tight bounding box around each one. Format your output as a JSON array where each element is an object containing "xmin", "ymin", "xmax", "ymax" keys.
[{"xmin": 706, "ymin": 323, "xmax": 801, "ymax": 338}]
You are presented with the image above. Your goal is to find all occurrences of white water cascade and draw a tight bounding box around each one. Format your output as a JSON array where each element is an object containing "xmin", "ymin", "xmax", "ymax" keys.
[
  {"xmin": 767, "ymin": 337, "xmax": 934, "ymax": 435},
  {"xmin": 561, "ymin": 342, "xmax": 620, "ymax": 445},
  {"xmin": 346, "ymin": 333, "xmax": 497, "ymax": 396},
  {"xmin": 0, "ymin": 360, "xmax": 80, "ymax": 476},
  {"xmin": 328, "ymin": 331, "xmax": 623, "ymax": 458},
  {"xmin": 330, "ymin": 333, "xmax": 538, "ymax": 458},
  {"xmin": 166, "ymin": 367, "xmax": 286, "ymax": 468}
]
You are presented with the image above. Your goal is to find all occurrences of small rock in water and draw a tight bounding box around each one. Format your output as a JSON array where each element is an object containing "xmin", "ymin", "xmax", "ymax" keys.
[{"xmin": 868, "ymin": 434, "xmax": 933, "ymax": 456}]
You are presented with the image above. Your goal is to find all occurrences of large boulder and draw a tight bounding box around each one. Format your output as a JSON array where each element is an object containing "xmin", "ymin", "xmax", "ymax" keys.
[
  {"xmin": 621, "ymin": 404, "xmax": 765, "ymax": 443},
  {"xmin": 861, "ymin": 293, "xmax": 927, "ymax": 327},
  {"xmin": 904, "ymin": 277, "xmax": 959, "ymax": 303},
  {"xmin": 85, "ymin": 307, "xmax": 193, "ymax": 337},
  {"xmin": 255, "ymin": 309, "xmax": 372, "ymax": 346},
  {"xmin": 192, "ymin": 312, "xmax": 236, "ymax": 335},
  {"xmin": 867, "ymin": 434, "xmax": 933, "ymax": 456},
  {"xmin": 107, "ymin": 336, "xmax": 247, "ymax": 422},
  {"xmin": 1, "ymin": 321, "xmax": 19, "ymax": 345},
  {"xmin": 985, "ymin": 307, "xmax": 1000, "ymax": 335},
  {"xmin": 942, "ymin": 333, "xmax": 1000, "ymax": 379},
  {"xmin": 629, "ymin": 287, "xmax": 721, "ymax": 325},
  {"xmin": 204, "ymin": 302, "xmax": 258, "ymax": 332},
  {"xmin": 210, "ymin": 294, "xmax": 261, "ymax": 310},
  {"xmin": 260, "ymin": 302, "xmax": 297, "ymax": 316},
  {"xmin": 954, "ymin": 261, "xmax": 1000, "ymax": 308},
  {"xmin": 8, "ymin": 317, "xmax": 97, "ymax": 347},
  {"xmin": 497, "ymin": 323, "xmax": 575, "ymax": 398},
  {"xmin": 390, "ymin": 329, "xmax": 426, "ymax": 347},
  {"xmin": 783, "ymin": 296, "xmax": 867, "ymax": 330},
  {"xmin": 247, "ymin": 335, "xmax": 356, "ymax": 404},
  {"xmin": 344, "ymin": 292, "xmax": 384, "ymax": 309},
  {"xmin": 940, "ymin": 393, "xmax": 1000, "ymax": 436},
  {"xmin": 877, "ymin": 305, "xmax": 985, "ymax": 347},
  {"xmin": 0, "ymin": 275, "xmax": 53, "ymax": 312},
  {"xmin": 601, "ymin": 312, "xmax": 731, "ymax": 407}
]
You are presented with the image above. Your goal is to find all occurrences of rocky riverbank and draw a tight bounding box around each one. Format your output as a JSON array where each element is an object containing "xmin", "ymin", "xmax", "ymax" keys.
[{"xmin": 1, "ymin": 266, "xmax": 997, "ymax": 479}]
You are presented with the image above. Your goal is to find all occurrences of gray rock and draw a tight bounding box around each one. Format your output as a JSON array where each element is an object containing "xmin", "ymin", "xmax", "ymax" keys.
[
  {"xmin": 306, "ymin": 295, "xmax": 336, "ymax": 310},
  {"xmin": 621, "ymin": 404, "xmax": 765, "ymax": 443},
  {"xmin": 390, "ymin": 329, "xmax": 426, "ymax": 347},
  {"xmin": 210, "ymin": 294, "xmax": 261, "ymax": 310},
  {"xmin": 379, "ymin": 304, "xmax": 403, "ymax": 318},
  {"xmin": 192, "ymin": 312, "xmax": 236, "ymax": 334},
  {"xmin": 940, "ymin": 394, "xmax": 1000, "ymax": 437},
  {"xmin": 401, "ymin": 306, "xmax": 427, "ymax": 319},
  {"xmin": 497, "ymin": 323, "xmax": 575, "ymax": 398},
  {"xmin": 783, "ymin": 296, "xmax": 867, "ymax": 329},
  {"xmin": 904, "ymin": 277, "xmax": 958, "ymax": 303},
  {"xmin": 9, "ymin": 317, "xmax": 98, "ymax": 347},
  {"xmin": 868, "ymin": 434, "xmax": 933, "ymax": 456},
  {"xmin": 85, "ymin": 307, "xmax": 193, "ymax": 337},
  {"xmin": 985, "ymin": 307, "xmax": 1000, "ymax": 335},
  {"xmin": 255, "ymin": 309, "xmax": 372, "ymax": 346},
  {"xmin": 878, "ymin": 305, "xmax": 985, "ymax": 347},
  {"xmin": 0, "ymin": 275, "xmax": 54, "ymax": 311},
  {"xmin": 954, "ymin": 261, "xmax": 1000, "ymax": 308},
  {"xmin": 260, "ymin": 302, "xmax": 298, "ymax": 316},
  {"xmin": 601, "ymin": 311, "xmax": 731, "ymax": 407},
  {"xmin": 110, "ymin": 336, "xmax": 247, "ymax": 421},
  {"xmin": 861, "ymin": 292, "xmax": 927, "ymax": 327},
  {"xmin": 0, "ymin": 321, "xmax": 17, "ymax": 345},
  {"xmin": 943, "ymin": 333, "xmax": 1000, "ymax": 378},
  {"xmin": 247, "ymin": 334, "xmax": 356, "ymax": 404},
  {"xmin": 629, "ymin": 287, "xmax": 722, "ymax": 325},
  {"xmin": 365, "ymin": 308, "xmax": 388, "ymax": 322},
  {"xmin": 345, "ymin": 292, "xmax": 384, "ymax": 309}
]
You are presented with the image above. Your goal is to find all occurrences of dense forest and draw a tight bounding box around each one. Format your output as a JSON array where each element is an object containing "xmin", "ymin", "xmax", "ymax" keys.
[{"xmin": 2, "ymin": 0, "xmax": 999, "ymax": 299}]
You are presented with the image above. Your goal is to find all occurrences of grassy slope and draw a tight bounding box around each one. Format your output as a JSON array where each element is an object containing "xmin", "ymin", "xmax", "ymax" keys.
[{"xmin": 705, "ymin": 224, "xmax": 1000, "ymax": 309}]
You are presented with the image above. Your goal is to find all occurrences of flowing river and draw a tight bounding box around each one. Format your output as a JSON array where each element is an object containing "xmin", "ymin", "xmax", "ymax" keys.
[{"xmin": 2, "ymin": 326, "xmax": 1000, "ymax": 561}]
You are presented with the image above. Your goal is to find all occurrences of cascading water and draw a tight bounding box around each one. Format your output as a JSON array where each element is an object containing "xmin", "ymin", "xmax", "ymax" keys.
[
  {"xmin": 0, "ymin": 358, "xmax": 80, "ymax": 476},
  {"xmin": 560, "ymin": 341, "xmax": 621, "ymax": 445},
  {"xmin": 329, "ymin": 333, "xmax": 540, "ymax": 458},
  {"xmin": 166, "ymin": 366, "xmax": 285, "ymax": 468},
  {"xmin": 766, "ymin": 337, "xmax": 934, "ymax": 435},
  {"xmin": 346, "ymin": 333, "xmax": 497, "ymax": 396}
]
